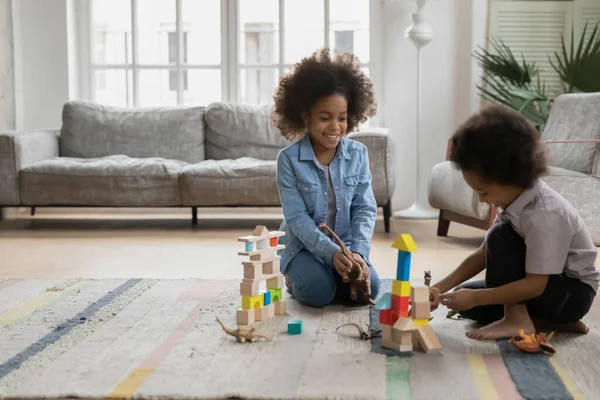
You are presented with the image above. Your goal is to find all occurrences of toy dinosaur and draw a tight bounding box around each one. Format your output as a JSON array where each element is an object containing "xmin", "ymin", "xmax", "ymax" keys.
[
  {"xmin": 424, "ymin": 270, "xmax": 431, "ymax": 287},
  {"xmin": 215, "ymin": 316, "xmax": 271, "ymax": 343},
  {"xmin": 509, "ymin": 329, "xmax": 556, "ymax": 355},
  {"xmin": 318, "ymin": 223, "xmax": 374, "ymax": 305},
  {"xmin": 336, "ymin": 322, "xmax": 381, "ymax": 340}
]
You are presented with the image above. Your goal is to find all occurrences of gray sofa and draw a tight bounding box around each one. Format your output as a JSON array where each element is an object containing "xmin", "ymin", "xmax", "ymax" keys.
[
  {"xmin": 428, "ymin": 92, "xmax": 600, "ymax": 245},
  {"xmin": 0, "ymin": 101, "xmax": 396, "ymax": 231}
]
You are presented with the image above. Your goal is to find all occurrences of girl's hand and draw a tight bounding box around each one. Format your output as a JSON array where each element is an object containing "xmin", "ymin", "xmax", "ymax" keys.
[
  {"xmin": 351, "ymin": 252, "xmax": 369, "ymax": 282},
  {"xmin": 333, "ymin": 250, "xmax": 353, "ymax": 281},
  {"xmin": 438, "ymin": 289, "xmax": 478, "ymax": 311}
]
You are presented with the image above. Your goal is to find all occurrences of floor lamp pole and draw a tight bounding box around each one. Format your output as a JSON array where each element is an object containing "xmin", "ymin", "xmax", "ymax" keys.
[{"xmin": 394, "ymin": 0, "xmax": 438, "ymax": 219}]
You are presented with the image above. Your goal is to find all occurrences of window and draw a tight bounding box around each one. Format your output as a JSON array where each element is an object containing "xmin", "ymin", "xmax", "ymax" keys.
[{"xmin": 85, "ymin": 0, "xmax": 372, "ymax": 108}]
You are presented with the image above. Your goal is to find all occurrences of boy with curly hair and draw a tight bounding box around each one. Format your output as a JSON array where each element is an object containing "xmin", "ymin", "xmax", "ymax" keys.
[
  {"xmin": 271, "ymin": 47, "xmax": 380, "ymax": 308},
  {"xmin": 433, "ymin": 105, "xmax": 599, "ymax": 340}
]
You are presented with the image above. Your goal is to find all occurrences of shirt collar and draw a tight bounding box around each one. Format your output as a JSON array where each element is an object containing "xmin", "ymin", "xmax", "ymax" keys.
[
  {"xmin": 503, "ymin": 178, "xmax": 543, "ymax": 218},
  {"xmin": 298, "ymin": 133, "xmax": 351, "ymax": 161}
]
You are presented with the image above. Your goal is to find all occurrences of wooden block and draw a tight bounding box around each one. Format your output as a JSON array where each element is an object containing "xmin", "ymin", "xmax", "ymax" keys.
[
  {"xmin": 411, "ymin": 302, "xmax": 430, "ymax": 320},
  {"xmin": 381, "ymin": 324, "xmax": 393, "ymax": 341},
  {"xmin": 274, "ymin": 299, "xmax": 287, "ymax": 315},
  {"xmin": 241, "ymin": 293, "xmax": 264, "ymax": 310},
  {"xmin": 263, "ymin": 290, "xmax": 271, "ymax": 305},
  {"xmin": 267, "ymin": 275, "xmax": 284, "ymax": 289},
  {"xmin": 250, "ymin": 249, "xmax": 275, "ymax": 261},
  {"xmin": 243, "ymin": 263, "xmax": 262, "ymax": 279},
  {"xmin": 379, "ymin": 309, "xmax": 393, "ymax": 325},
  {"xmin": 257, "ymin": 238, "xmax": 269, "ymax": 250},
  {"xmin": 288, "ymin": 320, "xmax": 302, "ymax": 334},
  {"xmin": 392, "ymin": 280, "xmax": 411, "ymax": 297},
  {"xmin": 268, "ymin": 288, "xmax": 283, "ymax": 302},
  {"xmin": 391, "ymin": 294, "xmax": 410, "ymax": 314},
  {"xmin": 399, "ymin": 344, "xmax": 413, "ymax": 352},
  {"xmin": 396, "ymin": 251, "xmax": 411, "ymax": 281},
  {"xmin": 392, "ymin": 330, "xmax": 413, "ymax": 346},
  {"xmin": 240, "ymin": 280, "xmax": 259, "ymax": 297},
  {"xmin": 237, "ymin": 244, "xmax": 285, "ymax": 257},
  {"xmin": 411, "ymin": 284, "xmax": 429, "ymax": 303},
  {"xmin": 253, "ymin": 225, "xmax": 269, "ymax": 237},
  {"xmin": 256, "ymin": 304, "xmax": 274, "ymax": 321},
  {"xmin": 238, "ymin": 230, "xmax": 285, "ymax": 243},
  {"xmin": 236, "ymin": 309, "xmax": 254, "ymax": 325},
  {"xmin": 414, "ymin": 325, "xmax": 442, "ymax": 353},
  {"xmin": 270, "ymin": 237, "xmax": 278, "ymax": 246},
  {"xmin": 391, "ymin": 233, "xmax": 418, "ymax": 252},
  {"xmin": 382, "ymin": 338, "xmax": 401, "ymax": 351},
  {"xmin": 244, "ymin": 242, "xmax": 254, "ymax": 252},
  {"xmin": 263, "ymin": 259, "xmax": 280, "ymax": 274},
  {"xmin": 413, "ymin": 318, "xmax": 429, "ymax": 326}
]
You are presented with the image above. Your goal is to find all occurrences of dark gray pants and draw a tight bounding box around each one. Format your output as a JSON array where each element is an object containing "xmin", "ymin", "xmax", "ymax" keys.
[{"xmin": 456, "ymin": 220, "xmax": 595, "ymax": 325}]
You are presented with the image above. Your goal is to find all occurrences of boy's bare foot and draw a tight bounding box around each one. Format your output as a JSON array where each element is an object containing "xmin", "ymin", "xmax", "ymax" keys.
[
  {"xmin": 467, "ymin": 304, "xmax": 535, "ymax": 340},
  {"xmin": 533, "ymin": 319, "xmax": 589, "ymax": 334}
]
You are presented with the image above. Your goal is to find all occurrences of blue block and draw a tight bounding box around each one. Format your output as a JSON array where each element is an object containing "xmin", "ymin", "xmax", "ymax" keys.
[
  {"xmin": 245, "ymin": 242, "xmax": 254, "ymax": 252},
  {"xmin": 288, "ymin": 320, "xmax": 303, "ymax": 335},
  {"xmin": 374, "ymin": 292, "xmax": 391, "ymax": 310},
  {"xmin": 263, "ymin": 290, "xmax": 271, "ymax": 305},
  {"xmin": 396, "ymin": 251, "xmax": 411, "ymax": 281}
]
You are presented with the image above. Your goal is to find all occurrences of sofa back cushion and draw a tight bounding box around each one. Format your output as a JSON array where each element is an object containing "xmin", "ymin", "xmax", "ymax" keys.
[
  {"xmin": 60, "ymin": 101, "xmax": 206, "ymax": 163},
  {"xmin": 204, "ymin": 102, "xmax": 291, "ymax": 160},
  {"xmin": 542, "ymin": 93, "xmax": 600, "ymax": 174}
]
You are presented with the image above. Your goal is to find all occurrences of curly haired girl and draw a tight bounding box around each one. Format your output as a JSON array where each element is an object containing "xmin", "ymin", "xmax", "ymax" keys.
[{"xmin": 271, "ymin": 47, "xmax": 380, "ymax": 308}]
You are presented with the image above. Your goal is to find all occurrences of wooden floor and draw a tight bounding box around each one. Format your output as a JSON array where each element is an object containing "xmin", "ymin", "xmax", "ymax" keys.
[{"xmin": 0, "ymin": 207, "xmax": 486, "ymax": 281}]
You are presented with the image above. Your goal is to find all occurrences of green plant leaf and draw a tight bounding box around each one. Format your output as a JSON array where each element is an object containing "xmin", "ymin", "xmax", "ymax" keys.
[{"xmin": 473, "ymin": 36, "xmax": 538, "ymax": 86}]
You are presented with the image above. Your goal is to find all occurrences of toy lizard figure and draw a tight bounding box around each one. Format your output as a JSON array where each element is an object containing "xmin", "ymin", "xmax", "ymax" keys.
[
  {"xmin": 424, "ymin": 270, "xmax": 431, "ymax": 287},
  {"xmin": 215, "ymin": 316, "xmax": 270, "ymax": 343},
  {"xmin": 318, "ymin": 223, "xmax": 374, "ymax": 305},
  {"xmin": 336, "ymin": 322, "xmax": 381, "ymax": 340},
  {"xmin": 509, "ymin": 329, "xmax": 556, "ymax": 355}
]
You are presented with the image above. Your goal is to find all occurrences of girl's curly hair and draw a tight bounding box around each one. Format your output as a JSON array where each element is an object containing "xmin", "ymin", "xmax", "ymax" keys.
[{"xmin": 271, "ymin": 47, "xmax": 377, "ymax": 140}]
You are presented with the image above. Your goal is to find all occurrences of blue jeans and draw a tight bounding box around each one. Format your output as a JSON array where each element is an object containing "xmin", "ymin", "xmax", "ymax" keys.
[{"xmin": 285, "ymin": 249, "xmax": 381, "ymax": 307}]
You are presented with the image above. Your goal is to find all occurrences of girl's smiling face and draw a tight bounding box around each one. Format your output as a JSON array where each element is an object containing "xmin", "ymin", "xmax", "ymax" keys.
[{"xmin": 303, "ymin": 93, "xmax": 348, "ymax": 153}]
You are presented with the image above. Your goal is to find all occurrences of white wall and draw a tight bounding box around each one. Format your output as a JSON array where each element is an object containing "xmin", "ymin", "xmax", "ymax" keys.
[
  {"xmin": 12, "ymin": 0, "xmax": 71, "ymax": 130},
  {"xmin": 10, "ymin": 0, "xmax": 490, "ymax": 213},
  {"xmin": 383, "ymin": 0, "xmax": 488, "ymax": 213},
  {"xmin": 0, "ymin": 0, "xmax": 15, "ymax": 130}
]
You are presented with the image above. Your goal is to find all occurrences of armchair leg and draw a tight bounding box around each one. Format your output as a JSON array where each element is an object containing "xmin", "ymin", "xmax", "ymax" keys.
[
  {"xmin": 0, "ymin": 207, "xmax": 3, "ymax": 221},
  {"xmin": 30, "ymin": 207, "xmax": 36, "ymax": 216},
  {"xmin": 191, "ymin": 207, "xmax": 198, "ymax": 225},
  {"xmin": 383, "ymin": 202, "xmax": 392, "ymax": 233},
  {"xmin": 437, "ymin": 210, "xmax": 450, "ymax": 237}
]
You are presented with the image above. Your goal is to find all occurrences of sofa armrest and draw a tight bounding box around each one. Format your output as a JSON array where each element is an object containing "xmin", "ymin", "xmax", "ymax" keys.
[
  {"xmin": 543, "ymin": 139, "xmax": 600, "ymax": 179},
  {"xmin": 347, "ymin": 127, "xmax": 395, "ymax": 205},
  {"xmin": 0, "ymin": 130, "xmax": 60, "ymax": 205}
]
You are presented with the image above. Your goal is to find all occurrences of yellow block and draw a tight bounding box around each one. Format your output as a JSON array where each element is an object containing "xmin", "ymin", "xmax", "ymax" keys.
[
  {"xmin": 242, "ymin": 293, "xmax": 264, "ymax": 310},
  {"xmin": 391, "ymin": 233, "xmax": 418, "ymax": 253},
  {"xmin": 413, "ymin": 318, "xmax": 429, "ymax": 326},
  {"xmin": 392, "ymin": 280, "xmax": 411, "ymax": 297}
]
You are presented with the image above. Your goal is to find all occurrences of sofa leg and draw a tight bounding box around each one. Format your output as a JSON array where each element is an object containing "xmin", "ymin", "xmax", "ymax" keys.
[
  {"xmin": 383, "ymin": 202, "xmax": 392, "ymax": 233},
  {"xmin": 30, "ymin": 207, "xmax": 36, "ymax": 216},
  {"xmin": 437, "ymin": 210, "xmax": 450, "ymax": 237},
  {"xmin": 191, "ymin": 207, "xmax": 198, "ymax": 225}
]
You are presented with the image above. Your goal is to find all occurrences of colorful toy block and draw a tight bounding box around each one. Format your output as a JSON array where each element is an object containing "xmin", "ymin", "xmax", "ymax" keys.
[
  {"xmin": 392, "ymin": 280, "xmax": 411, "ymax": 297},
  {"xmin": 375, "ymin": 292, "xmax": 391, "ymax": 310},
  {"xmin": 391, "ymin": 233, "xmax": 418, "ymax": 253},
  {"xmin": 396, "ymin": 251, "xmax": 411, "ymax": 281},
  {"xmin": 288, "ymin": 320, "xmax": 303, "ymax": 335},
  {"xmin": 379, "ymin": 309, "xmax": 393, "ymax": 325},
  {"xmin": 236, "ymin": 225, "xmax": 288, "ymax": 325}
]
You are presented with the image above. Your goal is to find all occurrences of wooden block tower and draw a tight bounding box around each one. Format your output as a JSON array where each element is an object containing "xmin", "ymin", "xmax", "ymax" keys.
[
  {"xmin": 236, "ymin": 225, "xmax": 288, "ymax": 325},
  {"xmin": 375, "ymin": 233, "xmax": 442, "ymax": 354}
]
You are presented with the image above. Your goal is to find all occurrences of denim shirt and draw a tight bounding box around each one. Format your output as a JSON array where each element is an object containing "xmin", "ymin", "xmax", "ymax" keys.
[{"xmin": 276, "ymin": 133, "xmax": 377, "ymax": 273}]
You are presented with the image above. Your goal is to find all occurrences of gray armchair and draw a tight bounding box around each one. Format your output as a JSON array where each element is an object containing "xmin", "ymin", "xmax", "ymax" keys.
[{"xmin": 428, "ymin": 93, "xmax": 600, "ymax": 245}]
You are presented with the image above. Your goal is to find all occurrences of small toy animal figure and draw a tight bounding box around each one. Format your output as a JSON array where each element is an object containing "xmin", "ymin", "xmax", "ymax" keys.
[
  {"xmin": 424, "ymin": 270, "xmax": 432, "ymax": 287},
  {"xmin": 509, "ymin": 329, "xmax": 556, "ymax": 355},
  {"xmin": 215, "ymin": 316, "xmax": 270, "ymax": 343},
  {"xmin": 318, "ymin": 223, "xmax": 374, "ymax": 305},
  {"xmin": 336, "ymin": 322, "xmax": 381, "ymax": 340}
]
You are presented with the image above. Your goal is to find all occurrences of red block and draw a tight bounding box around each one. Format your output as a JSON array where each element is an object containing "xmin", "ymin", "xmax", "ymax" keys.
[
  {"xmin": 392, "ymin": 294, "xmax": 410, "ymax": 314},
  {"xmin": 379, "ymin": 309, "xmax": 392, "ymax": 325},
  {"xmin": 270, "ymin": 237, "xmax": 278, "ymax": 246}
]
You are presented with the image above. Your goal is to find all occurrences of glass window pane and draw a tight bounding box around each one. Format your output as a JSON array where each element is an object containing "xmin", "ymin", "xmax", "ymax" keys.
[
  {"xmin": 138, "ymin": 69, "xmax": 178, "ymax": 107},
  {"xmin": 184, "ymin": 69, "xmax": 222, "ymax": 106},
  {"xmin": 94, "ymin": 69, "xmax": 133, "ymax": 107},
  {"xmin": 182, "ymin": 0, "xmax": 221, "ymax": 65},
  {"xmin": 329, "ymin": 0, "xmax": 370, "ymax": 62},
  {"xmin": 92, "ymin": 0, "xmax": 132, "ymax": 64},
  {"xmin": 240, "ymin": 68, "xmax": 279, "ymax": 105},
  {"xmin": 284, "ymin": 0, "xmax": 324, "ymax": 64},
  {"xmin": 239, "ymin": 0, "xmax": 279, "ymax": 65},
  {"xmin": 137, "ymin": 0, "xmax": 176, "ymax": 65}
]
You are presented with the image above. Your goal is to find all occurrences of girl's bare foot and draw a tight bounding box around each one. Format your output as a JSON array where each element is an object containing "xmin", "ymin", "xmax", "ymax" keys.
[
  {"xmin": 467, "ymin": 304, "xmax": 535, "ymax": 340},
  {"xmin": 534, "ymin": 319, "xmax": 589, "ymax": 334}
]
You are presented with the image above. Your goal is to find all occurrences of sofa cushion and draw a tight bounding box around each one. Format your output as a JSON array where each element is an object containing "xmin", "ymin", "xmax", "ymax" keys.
[
  {"xmin": 19, "ymin": 155, "xmax": 184, "ymax": 206},
  {"xmin": 60, "ymin": 101, "xmax": 206, "ymax": 164},
  {"xmin": 542, "ymin": 93, "xmax": 600, "ymax": 174},
  {"xmin": 204, "ymin": 102, "xmax": 290, "ymax": 161},
  {"xmin": 179, "ymin": 157, "xmax": 280, "ymax": 206},
  {"xmin": 428, "ymin": 160, "xmax": 490, "ymax": 220}
]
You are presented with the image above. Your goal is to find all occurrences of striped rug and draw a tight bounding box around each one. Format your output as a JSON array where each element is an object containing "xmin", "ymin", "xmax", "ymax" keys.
[{"xmin": 0, "ymin": 277, "xmax": 597, "ymax": 399}]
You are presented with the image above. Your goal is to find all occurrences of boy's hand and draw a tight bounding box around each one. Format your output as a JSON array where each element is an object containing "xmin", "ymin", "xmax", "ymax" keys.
[
  {"xmin": 429, "ymin": 286, "xmax": 440, "ymax": 311},
  {"xmin": 333, "ymin": 250, "xmax": 353, "ymax": 282},
  {"xmin": 439, "ymin": 289, "xmax": 478, "ymax": 311}
]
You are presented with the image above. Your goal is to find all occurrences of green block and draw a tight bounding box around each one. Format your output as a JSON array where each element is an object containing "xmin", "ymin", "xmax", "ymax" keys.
[
  {"xmin": 268, "ymin": 288, "xmax": 283, "ymax": 302},
  {"xmin": 288, "ymin": 320, "xmax": 303, "ymax": 335}
]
